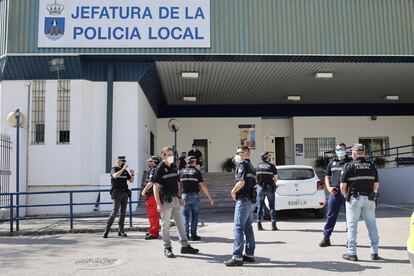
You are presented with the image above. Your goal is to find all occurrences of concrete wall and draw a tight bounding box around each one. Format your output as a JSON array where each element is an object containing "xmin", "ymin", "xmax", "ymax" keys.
[
  {"xmin": 1, "ymin": 80, "xmax": 157, "ymax": 215},
  {"xmin": 157, "ymin": 118, "xmax": 264, "ymax": 172},
  {"xmin": 0, "ymin": 81, "xmax": 30, "ymax": 215},
  {"xmin": 378, "ymin": 167, "xmax": 414, "ymax": 204},
  {"xmin": 293, "ymin": 116, "xmax": 414, "ymax": 166}
]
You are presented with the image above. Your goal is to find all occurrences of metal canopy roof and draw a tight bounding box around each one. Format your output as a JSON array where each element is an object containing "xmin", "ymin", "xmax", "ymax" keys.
[{"xmin": 156, "ymin": 61, "xmax": 414, "ymax": 105}]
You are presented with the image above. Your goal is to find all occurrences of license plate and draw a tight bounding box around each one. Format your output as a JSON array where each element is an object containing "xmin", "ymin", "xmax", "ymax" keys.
[{"xmin": 288, "ymin": 200, "xmax": 307, "ymax": 206}]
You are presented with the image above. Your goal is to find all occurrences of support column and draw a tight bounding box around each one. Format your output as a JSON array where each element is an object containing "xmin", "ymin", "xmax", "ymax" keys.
[{"xmin": 106, "ymin": 62, "xmax": 114, "ymax": 173}]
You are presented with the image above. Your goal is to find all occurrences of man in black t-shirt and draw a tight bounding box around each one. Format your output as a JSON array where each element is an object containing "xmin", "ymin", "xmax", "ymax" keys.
[
  {"xmin": 180, "ymin": 156, "xmax": 214, "ymax": 241},
  {"xmin": 103, "ymin": 156, "xmax": 135, "ymax": 238},
  {"xmin": 188, "ymin": 144, "xmax": 203, "ymax": 169},
  {"xmin": 153, "ymin": 146, "xmax": 199, "ymax": 258}
]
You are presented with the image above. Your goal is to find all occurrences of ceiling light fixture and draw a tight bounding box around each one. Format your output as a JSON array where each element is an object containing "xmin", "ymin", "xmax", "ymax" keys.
[
  {"xmin": 181, "ymin": 72, "xmax": 199, "ymax": 79},
  {"xmin": 316, "ymin": 72, "xmax": 334, "ymax": 79},
  {"xmin": 385, "ymin": 95, "xmax": 399, "ymax": 101},
  {"xmin": 183, "ymin": 96, "xmax": 197, "ymax": 102},
  {"xmin": 287, "ymin": 96, "xmax": 301, "ymax": 101}
]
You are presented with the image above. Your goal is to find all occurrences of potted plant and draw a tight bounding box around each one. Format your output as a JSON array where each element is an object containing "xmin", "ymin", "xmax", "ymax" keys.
[
  {"xmin": 221, "ymin": 157, "xmax": 236, "ymax": 172},
  {"xmin": 373, "ymin": 157, "xmax": 386, "ymax": 168}
]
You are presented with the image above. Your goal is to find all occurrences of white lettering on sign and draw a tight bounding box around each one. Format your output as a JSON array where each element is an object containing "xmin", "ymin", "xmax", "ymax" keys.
[{"xmin": 38, "ymin": 0, "xmax": 210, "ymax": 48}]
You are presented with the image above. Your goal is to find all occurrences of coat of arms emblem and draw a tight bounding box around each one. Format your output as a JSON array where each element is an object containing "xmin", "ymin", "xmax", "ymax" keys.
[{"xmin": 44, "ymin": 0, "xmax": 65, "ymax": 41}]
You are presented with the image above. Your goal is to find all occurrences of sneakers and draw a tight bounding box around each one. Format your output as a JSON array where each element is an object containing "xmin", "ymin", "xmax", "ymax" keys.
[
  {"xmin": 144, "ymin": 235, "xmax": 158, "ymax": 240},
  {"xmin": 257, "ymin": 222, "xmax": 264, "ymax": 231},
  {"xmin": 103, "ymin": 230, "xmax": 109, "ymax": 239},
  {"xmin": 371, "ymin": 254, "xmax": 381, "ymax": 260},
  {"xmin": 319, "ymin": 237, "xmax": 331, "ymax": 247},
  {"xmin": 224, "ymin": 258, "xmax": 243, "ymax": 267},
  {"xmin": 271, "ymin": 222, "xmax": 278, "ymax": 231},
  {"xmin": 242, "ymin": 255, "xmax": 255, "ymax": 263},
  {"xmin": 181, "ymin": 245, "xmax": 199, "ymax": 254},
  {"xmin": 342, "ymin": 254, "xmax": 358, "ymax": 262},
  {"xmin": 190, "ymin": 235, "xmax": 201, "ymax": 241},
  {"xmin": 164, "ymin": 247, "xmax": 176, "ymax": 258}
]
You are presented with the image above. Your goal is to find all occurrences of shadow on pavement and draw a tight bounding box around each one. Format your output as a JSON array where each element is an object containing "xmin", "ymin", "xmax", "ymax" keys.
[
  {"xmin": 179, "ymin": 254, "xmax": 381, "ymax": 272},
  {"xmin": 0, "ymin": 236, "xmax": 78, "ymax": 245},
  {"xmin": 195, "ymin": 236, "xmax": 286, "ymax": 245}
]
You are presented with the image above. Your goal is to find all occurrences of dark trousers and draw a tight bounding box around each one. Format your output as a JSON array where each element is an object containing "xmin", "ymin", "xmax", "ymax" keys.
[
  {"xmin": 105, "ymin": 191, "xmax": 129, "ymax": 232},
  {"xmin": 323, "ymin": 192, "xmax": 345, "ymax": 238}
]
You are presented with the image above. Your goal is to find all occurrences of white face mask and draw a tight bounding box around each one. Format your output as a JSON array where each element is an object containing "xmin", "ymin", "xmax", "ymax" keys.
[
  {"xmin": 166, "ymin": 156, "xmax": 175, "ymax": 164},
  {"xmin": 234, "ymin": 154, "xmax": 243, "ymax": 164}
]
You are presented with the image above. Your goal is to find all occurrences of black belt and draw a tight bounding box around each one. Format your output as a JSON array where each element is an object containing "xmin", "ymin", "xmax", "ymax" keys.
[{"xmin": 351, "ymin": 191, "xmax": 371, "ymax": 196}]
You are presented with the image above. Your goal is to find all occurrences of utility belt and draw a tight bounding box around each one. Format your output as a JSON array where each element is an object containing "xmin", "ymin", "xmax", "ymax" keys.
[
  {"xmin": 346, "ymin": 190, "xmax": 378, "ymax": 202},
  {"xmin": 258, "ymin": 183, "xmax": 276, "ymax": 192},
  {"xmin": 160, "ymin": 192, "xmax": 178, "ymax": 203},
  {"xmin": 110, "ymin": 188, "xmax": 131, "ymax": 199}
]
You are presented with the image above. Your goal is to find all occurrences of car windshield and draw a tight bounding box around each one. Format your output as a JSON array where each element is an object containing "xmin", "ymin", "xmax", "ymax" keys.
[{"xmin": 278, "ymin": 168, "xmax": 315, "ymax": 180}]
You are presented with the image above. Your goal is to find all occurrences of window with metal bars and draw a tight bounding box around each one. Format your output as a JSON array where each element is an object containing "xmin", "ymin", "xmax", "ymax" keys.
[
  {"xmin": 358, "ymin": 137, "xmax": 389, "ymax": 156},
  {"xmin": 31, "ymin": 80, "xmax": 46, "ymax": 144},
  {"xmin": 304, "ymin": 138, "xmax": 336, "ymax": 159},
  {"xmin": 56, "ymin": 80, "xmax": 70, "ymax": 144}
]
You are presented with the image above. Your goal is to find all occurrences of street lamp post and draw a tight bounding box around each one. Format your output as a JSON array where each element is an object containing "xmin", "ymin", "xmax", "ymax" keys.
[
  {"xmin": 7, "ymin": 109, "xmax": 25, "ymax": 232},
  {"xmin": 14, "ymin": 109, "xmax": 21, "ymax": 231}
]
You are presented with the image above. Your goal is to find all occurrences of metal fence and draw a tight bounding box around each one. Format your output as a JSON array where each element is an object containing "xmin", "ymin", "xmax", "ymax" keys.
[
  {"xmin": 0, "ymin": 188, "xmax": 141, "ymax": 233},
  {"xmin": 323, "ymin": 144, "xmax": 414, "ymax": 168},
  {"xmin": 0, "ymin": 134, "xmax": 11, "ymax": 207}
]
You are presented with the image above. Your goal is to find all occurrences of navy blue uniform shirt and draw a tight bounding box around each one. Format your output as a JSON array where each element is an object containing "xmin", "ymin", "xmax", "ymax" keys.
[
  {"xmin": 256, "ymin": 161, "xmax": 278, "ymax": 187},
  {"xmin": 179, "ymin": 166, "xmax": 203, "ymax": 194},
  {"xmin": 340, "ymin": 157, "xmax": 379, "ymax": 194},
  {"xmin": 326, "ymin": 156, "xmax": 352, "ymax": 188},
  {"xmin": 235, "ymin": 159, "xmax": 256, "ymax": 200},
  {"xmin": 111, "ymin": 166, "xmax": 131, "ymax": 192},
  {"xmin": 153, "ymin": 162, "xmax": 180, "ymax": 197}
]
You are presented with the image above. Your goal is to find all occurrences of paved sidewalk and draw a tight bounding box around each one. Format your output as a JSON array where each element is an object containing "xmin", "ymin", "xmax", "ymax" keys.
[{"xmin": 0, "ymin": 205, "xmax": 412, "ymax": 276}]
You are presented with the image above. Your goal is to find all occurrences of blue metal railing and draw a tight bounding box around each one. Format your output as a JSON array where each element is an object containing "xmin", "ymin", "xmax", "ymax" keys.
[
  {"xmin": 370, "ymin": 144, "xmax": 414, "ymax": 168},
  {"xmin": 0, "ymin": 188, "xmax": 141, "ymax": 233}
]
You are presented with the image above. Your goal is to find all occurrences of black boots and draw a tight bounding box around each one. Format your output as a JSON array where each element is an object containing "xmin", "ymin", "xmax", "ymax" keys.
[
  {"xmin": 103, "ymin": 230, "xmax": 109, "ymax": 238},
  {"xmin": 319, "ymin": 237, "xmax": 331, "ymax": 247},
  {"xmin": 257, "ymin": 222, "xmax": 264, "ymax": 231},
  {"xmin": 271, "ymin": 221, "xmax": 278, "ymax": 231}
]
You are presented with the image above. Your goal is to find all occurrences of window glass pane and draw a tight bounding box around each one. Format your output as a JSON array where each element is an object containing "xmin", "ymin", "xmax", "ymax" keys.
[
  {"xmin": 57, "ymin": 80, "xmax": 71, "ymax": 144},
  {"xmin": 31, "ymin": 81, "xmax": 46, "ymax": 144}
]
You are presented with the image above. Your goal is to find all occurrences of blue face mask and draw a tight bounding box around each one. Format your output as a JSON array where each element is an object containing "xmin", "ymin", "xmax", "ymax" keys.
[{"xmin": 337, "ymin": 149, "xmax": 346, "ymax": 158}]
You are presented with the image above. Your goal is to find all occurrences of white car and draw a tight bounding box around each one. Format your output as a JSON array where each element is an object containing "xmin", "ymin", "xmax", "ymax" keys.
[{"xmin": 265, "ymin": 165, "xmax": 326, "ymax": 218}]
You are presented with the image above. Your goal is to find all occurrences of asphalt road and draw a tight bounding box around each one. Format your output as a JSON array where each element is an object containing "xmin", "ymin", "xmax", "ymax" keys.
[{"xmin": 0, "ymin": 204, "xmax": 412, "ymax": 276}]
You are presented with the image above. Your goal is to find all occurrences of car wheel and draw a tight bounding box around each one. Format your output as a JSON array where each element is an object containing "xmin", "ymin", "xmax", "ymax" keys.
[{"xmin": 314, "ymin": 206, "xmax": 326, "ymax": 218}]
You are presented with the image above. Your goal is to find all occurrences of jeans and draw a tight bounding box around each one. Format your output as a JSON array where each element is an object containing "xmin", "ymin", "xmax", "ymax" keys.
[
  {"xmin": 160, "ymin": 197, "xmax": 189, "ymax": 249},
  {"xmin": 232, "ymin": 199, "xmax": 256, "ymax": 259},
  {"xmin": 182, "ymin": 193, "xmax": 201, "ymax": 236},
  {"xmin": 323, "ymin": 192, "xmax": 345, "ymax": 238},
  {"xmin": 256, "ymin": 185, "xmax": 276, "ymax": 222},
  {"xmin": 346, "ymin": 196, "xmax": 379, "ymax": 255},
  {"xmin": 105, "ymin": 191, "xmax": 129, "ymax": 232}
]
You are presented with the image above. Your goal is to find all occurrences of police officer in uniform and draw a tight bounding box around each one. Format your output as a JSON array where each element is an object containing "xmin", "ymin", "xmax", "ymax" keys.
[
  {"xmin": 141, "ymin": 156, "xmax": 162, "ymax": 240},
  {"xmin": 103, "ymin": 156, "xmax": 135, "ymax": 238},
  {"xmin": 256, "ymin": 152, "xmax": 279, "ymax": 231},
  {"xmin": 188, "ymin": 144, "xmax": 203, "ymax": 170},
  {"xmin": 153, "ymin": 146, "xmax": 199, "ymax": 258},
  {"xmin": 319, "ymin": 143, "xmax": 352, "ymax": 247},
  {"xmin": 224, "ymin": 146, "xmax": 257, "ymax": 267},
  {"xmin": 180, "ymin": 156, "xmax": 214, "ymax": 240},
  {"xmin": 340, "ymin": 144, "xmax": 380, "ymax": 261}
]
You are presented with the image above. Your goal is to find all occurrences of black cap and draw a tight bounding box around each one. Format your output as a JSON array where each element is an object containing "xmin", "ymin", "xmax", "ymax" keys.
[
  {"xmin": 117, "ymin": 156, "xmax": 127, "ymax": 162},
  {"xmin": 261, "ymin": 152, "xmax": 270, "ymax": 161},
  {"xmin": 352, "ymin": 144, "xmax": 365, "ymax": 151}
]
